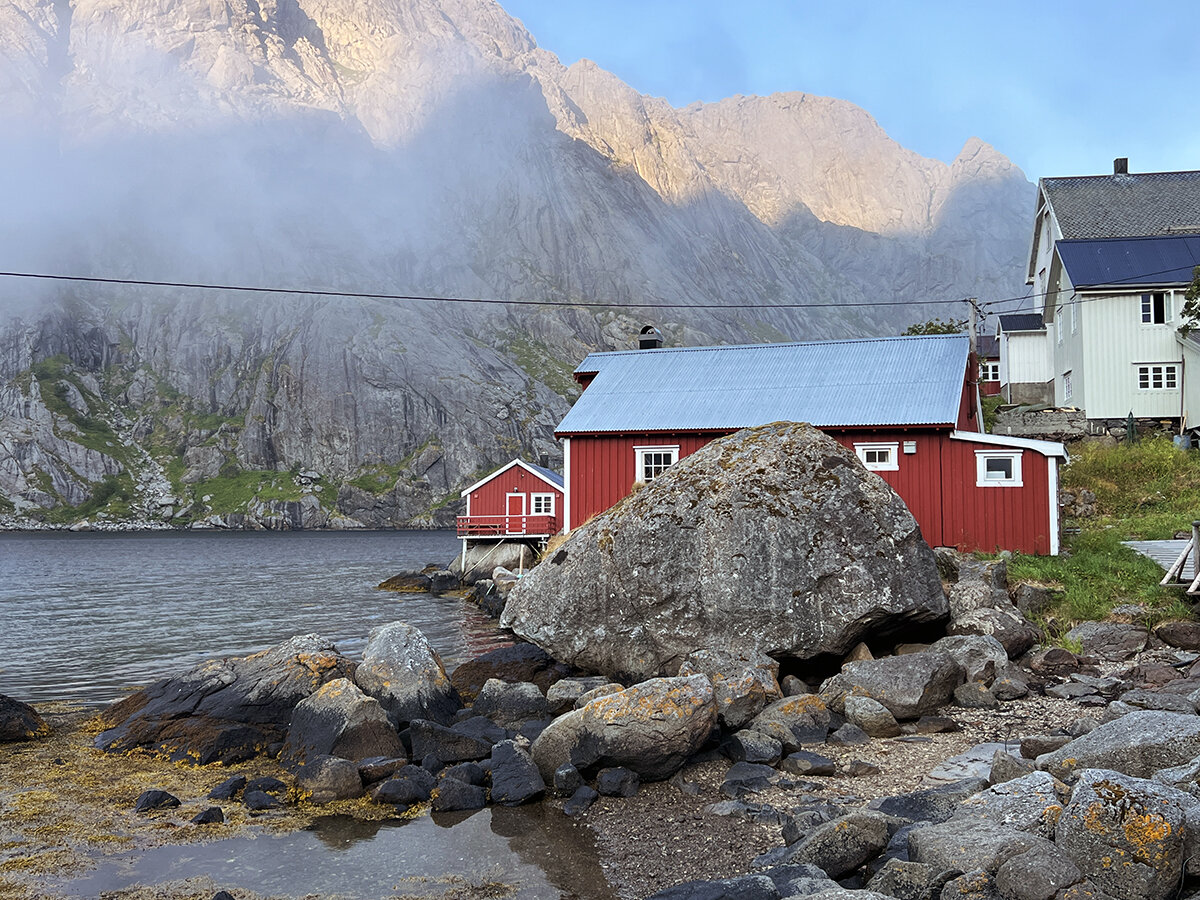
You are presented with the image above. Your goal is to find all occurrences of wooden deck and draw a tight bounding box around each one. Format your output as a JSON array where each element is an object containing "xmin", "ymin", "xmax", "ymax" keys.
[{"xmin": 1125, "ymin": 539, "xmax": 1197, "ymax": 581}]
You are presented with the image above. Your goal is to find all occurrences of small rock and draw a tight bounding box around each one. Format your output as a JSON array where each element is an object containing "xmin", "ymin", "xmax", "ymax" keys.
[
  {"xmin": 989, "ymin": 749, "xmax": 1035, "ymax": 785},
  {"xmin": 994, "ymin": 841, "xmax": 1082, "ymax": 900},
  {"xmin": 916, "ymin": 715, "xmax": 961, "ymax": 734},
  {"xmin": 0, "ymin": 694, "xmax": 50, "ymax": 742},
  {"xmin": 243, "ymin": 789, "xmax": 282, "ymax": 811},
  {"xmin": 207, "ymin": 775, "xmax": 247, "ymax": 800},
  {"xmin": 787, "ymin": 810, "xmax": 891, "ymax": 878},
  {"xmin": 489, "ymin": 740, "xmax": 545, "ymax": 806},
  {"xmin": 828, "ymin": 722, "xmax": 870, "ymax": 745},
  {"xmin": 370, "ymin": 767, "xmax": 436, "ymax": 806},
  {"xmin": 1064, "ymin": 622, "xmax": 1148, "ymax": 661},
  {"xmin": 723, "ymin": 729, "xmax": 783, "ymax": 765},
  {"xmin": 244, "ymin": 777, "xmax": 287, "ymax": 796},
  {"xmin": 431, "ymin": 775, "xmax": 487, "ymax": 812},
  {"xmin": 357, "ymin": 757, "xmax": 408, "ymax": 784},
  {"xmin": 1157, "ymin": 621, "xmax": 1200, "ymax": 652},
  {"xmin": 596, "ymin": 767, "xmax": 640, "ymax": 797},
  {"xmin": 779, "ymin": 750, "xmax": 836, "ymax": 777},
  {"xmin": 191, "ymin": 806, "xmax": 224, "ymax": 825},
  {"xmin": 954, "ymin": 682, "xmax": 999, "ymax": 709},
  {"xmin": 471, "ymin": 678, "xmax": 551, "ymax": 728},
  {"xmin": 443, "ymin": 762, "xmax": 485, "ymax": 786},
  {"xmin": 553, "ymin": 763, "xmax": 583, "ymax": 796},
  {"xmin": 134, "ymin": 790, "xmax": 181, "ymax": 814},
  {"xmin": 1026, "ymin": 647, "xmax": 1080, "ymax": 677},
  {"xmin": 845, "ymin": 695, "xmax": 901, "ymax": 738},
  {"xmin": 1020, "ymin": 733, "xmax": 1071, "ymax": 758},
  {"xmin": 721, "ymin": 761, "xmax": 776, "ymax": 798},
  {"xmin": 563, "ymin": 785, "xmax": 598, "ymax": 816},
  {"xmin": 845, "ymin": 759, "xmax": 880, "ymax": 777},
  {"xmin": 295, "ymin": 755, "xmax": 364, "ymax": 803}
]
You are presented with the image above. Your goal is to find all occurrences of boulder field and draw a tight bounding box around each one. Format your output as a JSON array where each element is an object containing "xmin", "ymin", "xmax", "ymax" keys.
[{"xmin": 501, "ymin": 423, "xmax": 948, "ymax": 681}]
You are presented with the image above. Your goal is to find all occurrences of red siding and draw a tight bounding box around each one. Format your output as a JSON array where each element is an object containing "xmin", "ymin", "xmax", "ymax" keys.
[
  {"xmin": 468, "ymin": 466, "xmax": 564, "ymax": 530},
  {"xmin": 567, "ymin": 429, "xmax": 1057, "ymax": 555},
  {"xmin": 980, "ymin": 381, "xmax": 1002, "ymax": 397}
]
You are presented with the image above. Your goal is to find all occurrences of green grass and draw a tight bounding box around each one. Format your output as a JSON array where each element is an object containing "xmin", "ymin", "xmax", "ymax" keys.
[
  {"xmin": 501, "ymin": 336, "xmax": 580, "ymax": 400},
  {"xmin": 980, "ymin": 394, "xmax": 1003, "ymax": 433},
  {"xmin": 29, "ymin": 356, "xmax": 127, "ymax": 463},
  {"xmin": 43, "ymin": 475, "xmax": 135, "ymax": 524},
  {"xmin": 192, "ymin": 470, "xmax": 305, "ymax": 513},
  {"xmin": 1006, "ymin": 436, "xmax": 1200, "ymax": 632}
]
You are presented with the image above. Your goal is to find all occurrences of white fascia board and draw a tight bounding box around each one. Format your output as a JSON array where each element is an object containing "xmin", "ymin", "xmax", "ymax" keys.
[
  {"xmin": 459, "ymin": 458, "xmax": 563, "ymax": 498},
  {"xmin": 949, "ymin": 430, "xmax": 1069, "ymax": 459}
]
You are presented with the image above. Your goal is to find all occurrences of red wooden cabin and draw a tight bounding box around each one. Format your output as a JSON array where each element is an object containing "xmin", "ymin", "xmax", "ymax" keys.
[
  {"xmin": 456, "ymin": 459, "xmax": 564, "ymax": 540},
  {"xmin": 556, "ymin": 335, "xmax": 1067, "ymax": 555}
]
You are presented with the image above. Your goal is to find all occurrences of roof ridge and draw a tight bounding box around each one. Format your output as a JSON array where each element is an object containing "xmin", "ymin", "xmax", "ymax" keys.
[{"xmin": 579, "ymin": 333, "xmax": 968, "ymax": 361}]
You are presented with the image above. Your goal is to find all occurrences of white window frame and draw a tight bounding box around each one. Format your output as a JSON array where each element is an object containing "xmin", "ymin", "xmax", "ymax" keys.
[
  {"xmin": 1142, "ymin": 291, "xmax": 1169, "ymax": 325},
  {"xmin": 530, "ymin": 493, "xmax": 555, "ymax": 516},
  {"xmin": 633, "ymin": 445, "xmax": 679, "ymax": 482},
  {"xmin": 1063, "ymin": 370, "xmax": 1072, "ymax": 401},
  {"xmin": 1071, "ymin": 299, "xmax": 1078, "ymax": 334},
  {"xmin": 980, "ymin": 361, "xmax": 1000, "ymax": 382},
  {"xmin": 1136, "ymin": 364, "xmax": 1179, "ymax": 391},
  {"xmin": 976, "ymin": 450, "xmax": 1023, "ymax": 487},
  {"xmin": 1056, "ymin": 306, "xmax": 1063, "ymax": 344},
  {"xmin": 854, "ymin": 442, "xmax": 899, "ymax": 472}
]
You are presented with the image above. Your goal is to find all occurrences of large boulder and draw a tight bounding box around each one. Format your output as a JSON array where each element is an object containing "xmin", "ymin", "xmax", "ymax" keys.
[
  {"xmin": 1036, "ymin": 710, "xmax": 1200, "ymax": 780},
  {"xmin": 95, "ymin": 634, "xmax": 356, "ymax": 764},
  {"xmin": 822, "ymin": 649, "xmax": 964, "ymax": 720},
  {"xmin": 501, "ymin": 423, "xmax": 947, "ymax": 680},
  {"xmin": 353, "ymin": 622, "xmax": 461, "ymax": 728},
  {"xmin": 531, "ymin": 675, "xmax": 717, "ymax": 781},
  {"xmin": 0, "ymin": 695, "xmax": 50, "ymax": 742},
  {"xmin": 280, "ymin": 678, "xmax": 404, "ymax": 767}
]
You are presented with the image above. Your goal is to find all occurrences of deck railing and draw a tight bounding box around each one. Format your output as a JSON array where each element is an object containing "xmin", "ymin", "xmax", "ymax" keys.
[
  {"xmin": 456, "ymin": 514, "xmax": 558, "ymax": 538},
  {"xmin": 1162, "ymin": 519, "xmax": 1200, "ymax": 594}
]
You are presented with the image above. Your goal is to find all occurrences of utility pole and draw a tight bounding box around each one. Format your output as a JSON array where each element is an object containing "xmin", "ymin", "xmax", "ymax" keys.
[{"xmin": 967, "ymin": 298, "xmax": 979, "ymax": 354}]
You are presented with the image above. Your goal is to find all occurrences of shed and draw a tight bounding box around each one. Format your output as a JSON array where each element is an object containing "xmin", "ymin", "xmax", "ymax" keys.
[
  {"xmin": 555, "ymin": 334, "xmax": 1067, "ymax": 555},
  {"xmin": 457, "ymin": 459, "xmax": 564, "ymax": 540}
]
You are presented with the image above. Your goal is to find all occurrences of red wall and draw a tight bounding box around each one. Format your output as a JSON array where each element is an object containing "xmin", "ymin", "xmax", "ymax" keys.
[
  {"xmin": 468, "ymin": 467, "xmax": 564, "ymax": 519},
  {"xmin": 566, "ymin": 429, "xmax": 1056, "ymax": 554}
]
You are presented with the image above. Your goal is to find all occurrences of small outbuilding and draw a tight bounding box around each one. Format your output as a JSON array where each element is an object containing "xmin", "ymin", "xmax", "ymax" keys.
[{"xmin": 456, "ymin": 459, "xmax": 564, "ymax": 565}]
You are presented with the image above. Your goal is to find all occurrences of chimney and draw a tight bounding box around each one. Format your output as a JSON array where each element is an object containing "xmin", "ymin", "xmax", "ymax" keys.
[
  {"xmin": 1114, "ymin": 157, "xmax": 1129, "ymax": 175},
  {"xmin": 638, "ymin": 325, "xmax": 663, "ymax": 350},
  {"xmin": 539, "ymin": 454, "xmax": 550, "ymax": 469}
]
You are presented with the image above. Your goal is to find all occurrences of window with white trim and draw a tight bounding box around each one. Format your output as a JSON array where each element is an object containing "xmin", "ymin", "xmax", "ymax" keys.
[
  {"xmin": 976, "ymin": 450, "xmax": 1023, "ymax": 487},
  {"xmin": 1137, "ymin": 364, "xmax": 1178, "ymax": 390},
  {"xmin": 1071, "ymin": 299, "xmax": 1078, "ymax": 333},
  {"xmin": 854, "ymin": 442, "xmax": 899, "ymax": 472},
  {"xmin": 980, "ymin": 362, "xmax": 1000, "ymax": 382},
  {"xmin": 1063, "ymin": 370, "xmax": 1072, "ymax": 401},
  {"xmin": 1056, "ymin": 306, "xmax": 1063, "ymax": 344},
  {"xmin": 634, "ymin": 445, "xmax": 679, "ymax": 482},
  {"xmin": 530, "ymin": 493, "xmax": 555, "ymax": 515},
  {"xmin": 1142, "ymin": 292, "xmax": 1168, "ymax": 324}
]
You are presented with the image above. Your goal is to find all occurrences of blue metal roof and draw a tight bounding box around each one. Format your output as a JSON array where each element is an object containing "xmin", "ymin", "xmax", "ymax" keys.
[
  {"xmin": 557, "ymin": 335, "xmax": 970, "ymax": 435},
  {"xmin": 1057, "ymin": 234, "xmax": 1200, "ymax": 289},
  {"xmin": 998, "ymin": 313, "xmax": 1044, "ymax": 333},
  {"xmin": 526, "ymin": 462, "xmax": 564, "ymax": 488}
]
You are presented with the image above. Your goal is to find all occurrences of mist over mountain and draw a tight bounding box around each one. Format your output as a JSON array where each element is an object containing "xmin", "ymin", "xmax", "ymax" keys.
[{"xmin": 0, "ymin": 0, "xmax": 1035, "ymax": 528}]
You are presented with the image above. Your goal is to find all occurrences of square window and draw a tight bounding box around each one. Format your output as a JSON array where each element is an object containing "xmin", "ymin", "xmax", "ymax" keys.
[
  {"xmin": 976, "ymin": 450, "xmax": 1023, "ymax": 487},
  {"xmin": 854, "ymin": 442, "xmax": 899, "ymax": 472},
  {"xmin": 634, "ymin": 445, "xmax": 679, "ymax": 482},
  {"xmin": 1142, "ymin": 292, "xmax": 1167, "ymax": 324},
  {"xmin": 531, "ymin": 494, "xmax": 555, "ymax": 515}
]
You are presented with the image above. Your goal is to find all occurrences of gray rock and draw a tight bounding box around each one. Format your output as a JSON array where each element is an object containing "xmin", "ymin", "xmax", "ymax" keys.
[
  {"xmin": 596, "ymin": 766, "xmax": 640, "ymax": 797},
  {"xmin": 1064, "ymin": 623, "xmax": 1149, "ymax": 661},
  {"xmin": 470, "ymin": 678, "xmax": 550, "ymax": 728},
  {"xmin": 442, "ymin": 762, "xmax": 485, "ymax": 786},
  {"xmin": 990, "ymin": 674, "xmax": 1029, "ymax": 701},
  {"xmin": 502, "ymin": 423, "xmax": 947, "ymax": 680},
  {"xmin": 353, "ymin": 622, "xmax": 462, "ymax": 728},
  {"xmin": 190, "ymin": 806, "xmax": 224, "ymax": 825},
  {"xmin": 994, "ymin": 841, "xmax": 1081, "ymax": 900},
  {"xmin": 408, "ymin": 719, "xmax": 494, "ymax": 764},
  {"xmin": 930, "ymin": 634, "xmax": 1010, "ymax": 685},
  {"xmin": 1020, "ymin": 734, "xmax": 1070, "ymax": 759},
  {"xmin": 281, "ymin": 678, "xmax": 404, "ymax": 767},
  {"xmin": 552, "ymin": 763, "xmax": 583, "ymax": 796},
  {"xmin": 1055, "ymin": 769, "xmax": 1191, "ymax": 900},
  {"xmin": 949, "ymin": 606, "xmax": 1038, "ymax": 659},
  {"xmin": 869, "ymin": 777, "xmax": 989, "ymax": 824},
  {"xmin": 846, "ymin": 758, "xmax": 881, "ymax": 777},
  {"xmin": 761, "ymin": 863, "xmax": 841, "ymax": 897},
  {"xmin": 449, "ymin": 643, "xmax": 571, "ymax": 705},
  {"xmin": 722, "ymin": 761, "xmax": 777, "ymax": 798},
  {"xmin": 780, "ymin": 750, "xmax": 837, "ymax": 777},
  {"xmin": 1036, "ymin": 710, "xmax": 1200, "ymax": 779},
  {"xmin": 954, "ymin": 682, "xmax": 999, "ymax": 709},
  {"xmin": 829, "ymin": 723, "xmax": 871, "ymax": 746},
  {"xmin": 926, "ymin": 743, "xmax": 1016, "ymax": 785},
  {"xmin": 545, "ymin": 677, "xmax": 614, "ymax": 715},
  {"xmin": 1156, "ymin": 621, "xmax": 1200, "ymax": 652},
  {"xmin": 846, "ymin": 695, "xmax": 902, "ymax": 737},
  {"xmin": 370, "ymin": 766, "xmax": 436, "ymax": 806},
  {"xmin": 937, "ymin": 869, "xmax": 1002, "ymax": 900},
  {"xmin": 1012, "ymin": 583, "xmax": 1057, "ymax": 618},
  {"xmin": 989, "ymin": 749, "xmax": 1035, "ymax": 785},
  {"xmin": 1045, "ymin": 683, "xmax": 1099, "ymax": 700},
  {"xmin": 916, "ymin": 715, "xmax": 961, "ymax": 734},
  {"xmin": 574, "ymin": 683, "xmax": 625, "ymax": 709},
  {"xmin": 827, "ymin": 650, "xmax": 965, "ymax": 720},
  {"xmin": 866, "ymin": 858, "xmax": 939, "ymax": 900},
  {"xmin": 96, "ymin": 634, "xmax": 356, "ymax": 764},
  {"xmin": 452, "ymin": 541, "xmax": 535, "ymax": 585},
  {"xmin": 294, "ymin": 755, "xmax": 364, "ymax": 803},
  {"xmin": 135, "ymin": 790, "xmax": 181, "ymax": 813},
  {"xmin": 907, "ymin": 818, "xmax": 1045, "ymax": 872},
  {"xmin": 643, "ymin": 874, "xmax": 779, "ymax": 900},
  {"xmin": 0, "ymin": 694, "xmax": 49, "ymax": 742},
  {"xmin": 787, "ymin": 810, "xmax": 892, "ymax": 878},
  {"xmin": 431, "ymin": 775, "xmax": 487, "ymax": 812},
  {"xmin": 953, "ymin": 772, "xmax": 1066, "ymax": 838},
  {"xmin": 678, "ymin": 648, "xmax": 781, "ymax": 729},
  {"xmin": 1114, "ymin": 689, "xmax": 1196, "ymax": 715},
  {"xmin": 563, "ymin": 785, "xmax": 599, "ymax": 816},
  {"xmin": 723, "ymin": 729, "xmax": 783, "ymax": 766},
  {"xmin": 207, "ymin": 775, "xmax": 247, "ymax": 800},
  {"xmin": 748, "ymin": 694, "xmax": 831, "ymax": 750},
  {"xmin": 1026, "ymin": 648, "xmax": 1081, "ymax": 677},
  {"xmin": 531, "ymin": 676, "xmax": 716, "ymax": 782},
  {"xmin": 243, "ymin": 789, "xmax": 282, "ymax": 811},
  {"xmin": 357, "ymin": 756, "xmax": 407, "ymax": 784},
  {"xmin": 488, "ymin": 740, "xmax": 545, "ymax": 806}
]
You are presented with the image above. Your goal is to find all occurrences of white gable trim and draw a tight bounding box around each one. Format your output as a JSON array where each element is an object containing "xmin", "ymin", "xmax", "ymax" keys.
[
  {"xmin": 459, "ymin": 458, "xmax": 564, "ymax": 498},
  {"xmin": 949, "ymin": 430, "xmax": 1068, "ymax": 459}
]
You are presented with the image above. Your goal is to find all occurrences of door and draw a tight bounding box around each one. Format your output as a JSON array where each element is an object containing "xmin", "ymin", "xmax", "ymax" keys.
[{"xmin": 505, "ymin": 493, "xmax": 526, "ymax": 534}]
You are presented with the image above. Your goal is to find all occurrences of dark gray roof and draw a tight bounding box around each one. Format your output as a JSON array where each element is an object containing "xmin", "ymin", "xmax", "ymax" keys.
[
  {"xmin": 1042, "ymin": 170, "xmax": 1200, "ymax": 239},
  {"xmin": 1057, "ymin": 235, "xmax": 1200, "ymax": 289},
  {"xmin": 977, "ymin": 335, "xmax": 999, "ymax": 359},
  {"xmin": 998, "ymin": 313, "xmax": 1045, "ymax": 333},
  {"xmin": 558, "ymin": 335, "xmax": 970, "ymax": 434}
]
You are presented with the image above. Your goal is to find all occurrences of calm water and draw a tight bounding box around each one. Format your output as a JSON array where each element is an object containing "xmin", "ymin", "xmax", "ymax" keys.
[{"xmin": 0, "ymin": 530, "xmax": 510, "ymax": 704}]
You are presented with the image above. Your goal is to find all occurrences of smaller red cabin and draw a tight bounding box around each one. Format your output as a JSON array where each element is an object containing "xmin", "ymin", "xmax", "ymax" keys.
[{"xmin": 457, "ymin": 459, "xmax": 564, "ymax": 539}]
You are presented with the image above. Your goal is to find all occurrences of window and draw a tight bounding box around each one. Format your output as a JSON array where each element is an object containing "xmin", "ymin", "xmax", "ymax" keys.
[
  {"xmin": 980, "ymin": 362, "xmax": 1000, "ymax": 382},
  {"xmin": 976, "ymin": 450, "xmax": 1023, "ymax": 487},
  {"xmin": 1056, "ymin": 306, "xmax": 1063, "ymax": 344},
  {"xmin": 854, "ymin": 442, "xmax": 899, "ymax": 472},
  {"xmin": 1137, "ymin": 364, "xmax": 1178, "ymax": 390},
  {"xmin": 1142, "ymin": 292, "xmax": 1168, "ymax": 324},
  {"xmin": 634, "ymin": 445, "xmax": 679, "ymax": 482},
  {"xmin": 530, "ymin": 493, "xmax": 555, "ymax": 515},
  {"xmin": 1071, "ymin": 299, "xmax": 1078, "ymax": 334},
  {"xmin": 1063, "ymin": 370, "xmax": 1072, "ymax": 401}
]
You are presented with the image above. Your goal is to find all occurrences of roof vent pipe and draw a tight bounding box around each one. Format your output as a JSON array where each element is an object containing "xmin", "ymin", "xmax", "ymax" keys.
[
  {"xmin": 1114, "ymin": 157, "xmax": 1129, "ymax": 175},
  {"xmin": 638, "ymin": 325, "xmax": 663, "ymax": 350}
]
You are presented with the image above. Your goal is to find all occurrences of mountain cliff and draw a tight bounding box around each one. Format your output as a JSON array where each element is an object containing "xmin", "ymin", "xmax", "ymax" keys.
[{"xmin": 0, "ymin": 0, "xmax": 1035, "ymax": 528}]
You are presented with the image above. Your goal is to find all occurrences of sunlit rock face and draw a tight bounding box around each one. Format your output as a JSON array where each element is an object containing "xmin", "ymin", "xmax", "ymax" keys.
[{"xmin": 0, "ymin": 0, "xmax": 1033, "ymax": 526}]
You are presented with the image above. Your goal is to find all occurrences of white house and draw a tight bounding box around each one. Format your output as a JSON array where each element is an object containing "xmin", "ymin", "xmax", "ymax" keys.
[
  {"xmin": 1027, "ymin": 159, "xmax": 1200, "ymax": 426},
  {"xmin": 996, "ymin": 313, "xmax": 1051, "ymax": 404}
]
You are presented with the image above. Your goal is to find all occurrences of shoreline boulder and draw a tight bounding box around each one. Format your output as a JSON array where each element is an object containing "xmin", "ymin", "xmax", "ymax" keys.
[
  {"xmin": 501, "ymin": 423, "xmax": 948, "ymax": 681},
  {"xmin": 0, "ymin": 694, "xmax": 50, "ymax": 742},
  {"xmin": 353, "ymin": 622, "xmax": 461, "ymax": 728},
  {"xmin": 280, "ymin": 678, "xmax": 404, "ymax": 767}
]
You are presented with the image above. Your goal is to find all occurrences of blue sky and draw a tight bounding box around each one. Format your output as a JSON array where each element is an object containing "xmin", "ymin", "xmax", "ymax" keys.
[{"xmin": 502, "ymin": 0, "xmax": 1199, "ymax": 182}]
